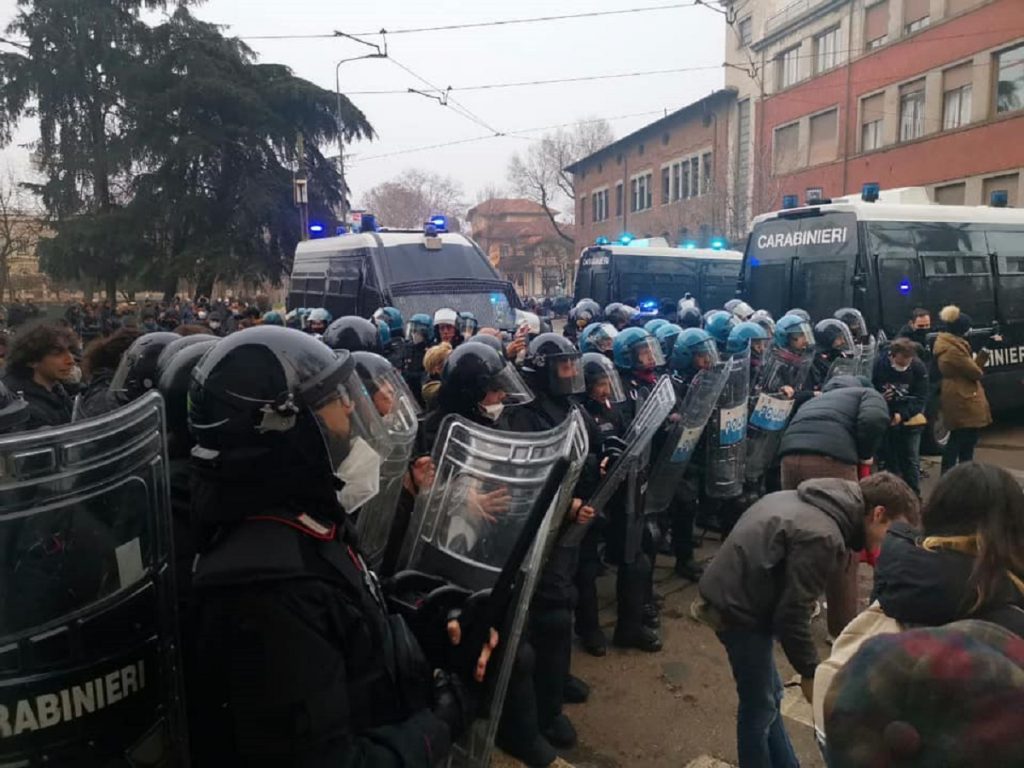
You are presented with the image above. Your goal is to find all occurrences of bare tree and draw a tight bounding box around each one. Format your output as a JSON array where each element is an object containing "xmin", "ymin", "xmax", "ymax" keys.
[
  {"xmin": 360, "ymin": 169, "xmax": 466, "ymax": 230},
  {"xmin": 0, "ymin": 174, "xmax": 43, "ymax": 302},
  {"xmin": 474, "ymin": 183, "xmax": 507, "ymax": 204},
  {"xmin": 507, "ymin": 118, "xmax": 614, "ymax": 244}
]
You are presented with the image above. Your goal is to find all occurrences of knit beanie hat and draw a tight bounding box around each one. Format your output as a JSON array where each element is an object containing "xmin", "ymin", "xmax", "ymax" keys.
[
  {"xmin": 939, "ymin": 305, "xmax": 972, "ymax": 337},
  {"xmin": 824, "ymin": 619, "xmax": 1024, "ymax": 767}
]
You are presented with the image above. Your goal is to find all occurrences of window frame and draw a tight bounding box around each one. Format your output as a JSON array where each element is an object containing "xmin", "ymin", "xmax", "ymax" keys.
[
  {"xmin": 899, "ymin": 83, "xmax": 926, "ymax": 142},
  {"xmin": 773, "ymin": 121, "xmax": 801, "ymax": 173},
  {"xmin": 995, "ymin": 43, "xmax": 1024, "ymax": 115},
  {"xmin": 776, "ymin": 45, "xmax": 801, "ymax": 90},
  {"xmin": 942, "ymin": 84, "xmax": 972, "ymax": 130},
  {"xmin": 737, "ymin": 16, "xmax": 753, "ymax": 47},
  {"xmin": 814, "ymin": 26, "xmax": 841, "ymax": 74}
]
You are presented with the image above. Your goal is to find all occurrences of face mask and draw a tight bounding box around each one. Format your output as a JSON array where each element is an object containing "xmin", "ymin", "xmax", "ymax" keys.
[
  {"xmin": 891, "ymin": 361, "xmax": 911, "ymax": 372},
  {"xmin": 335, "ymin": 436, "xmax": 381, "ymax": 514},
  {"xmin": 67, "ymin": 365, "xmax": 82, "ymax": 385},
  {"xmin": 209, "ymin": 321, "xmax": 221, "ymax": 330},
  {"xmin": 480, "ymin": 402, "xmax": 504, "ymax": 422}
]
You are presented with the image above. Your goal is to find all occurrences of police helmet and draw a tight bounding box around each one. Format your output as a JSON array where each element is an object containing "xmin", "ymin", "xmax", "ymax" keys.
[
  {"xmin": 433, "ymin": 307, "xmax": 458, "ymax": 330},
  {"xmin": 814, "ymin": 318, "xmax": 855, "ymax": 353},
  {"xmin": 157, "ymin": 338, "xmax": 218, "ymax": 458},
  {"xmin": 677, "ymin": 294, "xmax": 700, "ymax": 317},
  {"xmin": 469, "ymin": 332, "xmax": 504, "ymax": 355},
  {"xmin": 307, "ymin": 307, "xmax": 333, "ymax": 334},
  {"xmin": 834, "ymin": 307, "xmax": 868, "ymax": 341},
  {"xmin": 677, "ymin": 305, "xmax": 703, "ymax": 329},
  {"xmin": 323, "ymin": 316, "xmax": 383, "ymax": 354},
  {"xmin": 582, "ymin": 352, "xmax": 627, "ymax": 404},
  {"xmin": 786, "ymin": 307, "xmax": 811, "ymax": 323},
  {"xmin": 438, "ymin": 341, "xmax": 533, "ymax": 415},
  {"xmin": 406, "ymin": 313, "xmax": 432, "ymax": 345},
  {"xmin": 612, "ymin": 327, "xmax": 664, "ymax": 372},
  {"xmin": 573, "ymin": 299, "xmax": 601, "ymax": 328},
  {"xmin": 0, "ymin": 379, "xmax": 28, "ymax": 434},
  {"xmin": 110, "ymin": 331, "xmax": 180, "ymax": 401},
  {"xmin": 262, "ymin": 310, "xmax": 285, "ymax": 327},
  {"xmin": 654, "ymin": 323, "xmax": 683, "ymax": 359},
  {"xmin": 156, "ymin": 333, "xmax": 219, "ymax": 375},
  {"xmin": 372, "ymin": 307, "xmax": 404, "ymax": 337},
  {"xmin": 578, "ymin": 322, "xmax": 619, "ymax": 355},
  {"xmin": 750, "ymin": 309, "xmax": 775, "ymax": 337},
  {"xmin": 456, "ymin": 311, "xmax": 479, "ymax": 338},
  {"xmin": 671, "ymin": 328, "xmax": 720, "ymax": 374},
  {"xmin": 189, "ymin": 326, "xmax": 386, "ymax": 483},
  {"xmin": 604, "ymin": 302, "xmax": 638, "ymax": 330},
  {"xmin": 524, "ymin": 333, "xmax": 585, "ymax": 396},
  {"xmin": 774, "ymin": 314, "xmax": 816, "ymax": 351},
  {"xmin": 727, "ymin": 321, "xmax": 771, "ymax": 354},
  {"xmin": 705, "ymin": 311, "xmax": 737, "ymax": 346},
  {"xmin": 351, "ymin": 350, "xmax": 421, "ymax": 425},
  {"xmin": 724, "ymin": 299, "xmax": 755, "ymax": 321},
  {"xmin": 644, "ymin": 318, "xmax": 669, "ymax": 336}
]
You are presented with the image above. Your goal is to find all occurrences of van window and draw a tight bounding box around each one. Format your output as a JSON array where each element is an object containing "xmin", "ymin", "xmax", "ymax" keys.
[
  {"xmin": 914, "ymin": 224, "xmax": 994, "ymax": 324},
  {"xmin": 379, "ymin": 243, "xmax": 498, "ymax": 285},
  {"xmin": 989, "ymin": 228, "xmax": 1024, "ymax": 319}
]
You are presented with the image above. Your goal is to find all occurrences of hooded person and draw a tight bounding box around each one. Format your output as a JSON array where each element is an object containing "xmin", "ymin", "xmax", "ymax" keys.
[
  {"xmin": 934, "ymin": 304, "xmax": 992, "ymax": 474},
  {"xmin": 693, "ymin": 473, "xmax": 919, "ymax": 768},
  {"xmin": 186, "ymin": 326, "xmax": 495, "ymax": 768}
]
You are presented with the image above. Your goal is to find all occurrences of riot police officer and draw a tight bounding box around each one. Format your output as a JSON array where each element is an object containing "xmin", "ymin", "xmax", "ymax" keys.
[
  {"xmin": 604, "ymin": 302, "xmax": 638, "ymax": 331},
  {"xmin": 565, "ymin": 298, "xmax": 601, "ymax": 342},
  {"xmin": 811, "ymin": 318, "xmax": 857, "ymax": 388},
  {"xmin": 403, "ymin": 313, "xmax": 432, "ymax": 405},
  {"xmin": 306, "ymin": 307, "xmax": 332, "ymax": 336},
  {"xmin": 103, "ymin": 331, "xmax": 181, "ymax": 414},
  {"xmin": 704, "ymin": 310, "xmax": 737, "ymax": 355},
  {"xmin": 578, "ymin": 322, "xmax": 619, "ymax": 357},
  {"xmin": 0, "ymin": 378, "xmax": 28, "ymax": 433},
  {"xmin": 323, "ymin": 316, "xmax": 385, "ymax": 354},
  {"xmin": 433, "ymin": 307, "xmax": 463, "ymax": 347},
  {"xmin": 457, "ymin": 311, "xmax": 479, "ymax": 339},
  {"xmin": 187, "ymin": 326, "xmax": 494, "ymax": 767},
  {"xmin": 374, "ymin": 306, "xmax": 407, "ymax": 370}
]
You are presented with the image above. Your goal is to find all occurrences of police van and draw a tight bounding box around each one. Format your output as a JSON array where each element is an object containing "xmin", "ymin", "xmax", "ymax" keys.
[
  {"xmin": 739, "ymin": 185, "xmax": 1024, "ymax": 412},
  {"xmin": 289, "ymin": 217, "xmax": 520, "ymax": 329},
  {"xmin": 574, "ymin": 237, "xmax": 743, "ymax": 312}
]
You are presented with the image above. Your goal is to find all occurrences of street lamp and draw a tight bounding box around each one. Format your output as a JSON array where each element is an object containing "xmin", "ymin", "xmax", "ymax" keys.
[{"xmin": 334, "ymin": 31, "xmax": 387, "ymax": 222}]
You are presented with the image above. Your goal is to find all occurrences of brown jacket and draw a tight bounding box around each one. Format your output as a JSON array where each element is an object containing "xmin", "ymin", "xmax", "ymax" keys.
[{"xmin": 933, "ymin": 332, "xmax": 992, "ymax": 430}]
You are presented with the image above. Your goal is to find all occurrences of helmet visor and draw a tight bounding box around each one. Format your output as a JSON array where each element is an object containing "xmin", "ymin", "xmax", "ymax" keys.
[
  {"xmin": 630, "ymin": 336, "xmax": 665, "ymax": 371},
  {"xmin": 360, "ymin": 363, "xmax": 422, "ymax": 437},
  {"xmin": 312, "ymin": 366, "xmax": 390, "ymax": 471},
  {"xmin": 585, "ymin": 323, "xmax": 619, "ymax": 353},
  {"xmin": 816, "ymin": 319, "xmax": 855, "ymax": 354},
  {"xmin": 546, "ymin": 352, "xmax": 585, "ymax": 396},
  {"xmin": 584, "ymin": 355, "xmax": 627, "ymax": 404},
  {"xmin": 786, "ymin": 322, "xmax": 816, "ymax": 350},
  {"xmin": 490, "ymin": 361, "xmax": 534, "ymax": 406},
  {"xmin": 690, "ymin": 339, "xmax": 720, "ymax": 370},
  {"xmin": 406, "ymin": 320, "xmax": 431, "ymax": 345}
]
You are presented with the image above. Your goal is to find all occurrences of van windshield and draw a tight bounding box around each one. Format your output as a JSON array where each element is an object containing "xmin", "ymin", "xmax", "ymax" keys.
[
  {"xmin": 390, "ymin": 290, "xmax": 516, "ymax": 330},
  {"xmin": 379, "ymin": 242, "xmax": 499, "ymax": 285}
]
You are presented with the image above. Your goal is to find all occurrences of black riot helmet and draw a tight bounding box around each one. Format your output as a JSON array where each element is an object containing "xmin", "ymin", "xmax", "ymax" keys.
[
  {"xmin": 604, "ymin": 302, "xmax": 638, "ymax": 330},
  {"xmin": 469, "ymin": 332, "xmax": 504, "ymax": 355},
  {"xmin": 157, "ymin": 338, "xmax": 218, "ymax": 458},
  {"xmin": 350, "ymin": 350, "xmax": 421, "ymax": 425},
  {"xmin": 323, "ymin": 316, "xmax": 383, "ymax": 354},
  {"xmin": 0, "ymin": 379, "xmax": 28, "ymax": 434},
  {"xmin": 438, "ymin": 341, "xmax": 533, "ymax": 417},
  {"xmin": 572, "ymin": 298, "xmax": 601, "ymax": 330},
  {"xmin": 188, "ymin": 326, "xmax": 387, "ymax": 487},
  {"xmin": 156, "ymin": 333, "xmax": 218, "ymax": 375},
  {"xmin": 110, "ymin": 331, "xmax": 180, "ymax": 401},
  {"xmin": 523, "ymin": 332, "xmax": 585, "ymax": 397},
  {"xmin": 834, "ymin": 307, "xmax": 868, "ymax": 342}
]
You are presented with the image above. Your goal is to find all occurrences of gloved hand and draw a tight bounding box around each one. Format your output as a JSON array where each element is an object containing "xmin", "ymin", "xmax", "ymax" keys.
[{"xmin": 431, "ymin": 669, "xmax": 478, "ymax": 741}]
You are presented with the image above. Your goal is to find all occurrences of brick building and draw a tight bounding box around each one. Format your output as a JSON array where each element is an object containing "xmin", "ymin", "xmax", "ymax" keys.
[
  {"xmin": 466, "ymin": 198, "xmax": 576, "ymax": 298},
  {"xmin": 724, "ymin": 0, "xmax": 1024, "ymax": 215},
  {"xmin": 565, "ymin": 88, "xmax": 738, "ymax": 254}
]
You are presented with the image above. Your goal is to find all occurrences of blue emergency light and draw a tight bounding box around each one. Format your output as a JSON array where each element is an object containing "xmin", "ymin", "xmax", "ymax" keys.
[
  {"xmin": 862, "ymin": 182, "xmax": 880, "ymax": 202},
  {"xmin": 710, "ymin": 237, "xmax": 726, "ymax": 250},
  {"xmin": 681, "ymin": 241, "xmax": 697, "ymax": 250},
  {"xmin": 639, "ymin": 300, "xmax": 658, "ymax": 311},
  {"xmin": 335, "ymin": 224, "xmax": 349, "ymax": 235},
  {"xmin": 990, "ymin": 190, "xmax": 1009, "ymax": 208},
  {"xmin": 899, "ymin": 278, "xmax": 912, "ymax": 295},
  {"xmin": 595, "ymin": 236, "xmax": 611, "ymax": 245},
  {"xmin": 360, "ymin": 214, "xmax": 378, "ymax": 233},
  {"xmin": 429, "ymin": 214, "xmax": 449, "ymax": 232},
  {"xmin": 309, "ymin": 222, "xmax": 325, "ymax": 235},
  {"xmin": 619, "ymin": 232, "xmax": 635, "ymax": 245},
  {"xmin": 782, "ymin": 195, "xmax": 799, "ymax": 209}
]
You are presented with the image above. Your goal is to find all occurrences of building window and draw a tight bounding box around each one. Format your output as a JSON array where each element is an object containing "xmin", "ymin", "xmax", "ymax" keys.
[
  {"xmin": 614, "ymin": 183, "xmax": 623, "ymax": 216},
  {"xmin": 631, "ymin": 173, "xmax": 652, "ymax": 212},
  {"xmin": 903, "ymin": 0, "xmax": 929, "ymax": 34},
  {"xmin": 943, "ymin": 64, "xmax": 973, "ymax": 130},
  {"xmin": 982, "ymin": 174, "xmax": 1020, "ymax": 208},
  {"xmin": 899, "ymin": 80, "xmax": 926, "ymax": 141},
  {"xmin": 638, "ymin": 143, "xmax": 645, "ymax": 156},
  {"xmin": 996, "ymin": 44, "xmax": 1024, "ymax": 114},
  {"xmin": 702, "ymin": 153, "xmax": 713, "ymax": 194},
  {"xmin": 864, "ymin": 0, "xmax": 889, "ymax": 50},
  {"xmin": 592, "ymin": 189, "xmax": 609, "ymax": 222},
  {"xmin": 672, "ymin": 163, "xmax": 682, "ymax": 201},
  {"xmin": 773, "ymin": 122, "xmax": 800, "ymax": 174},
  {"xmin": 580, "ymin": 195, "xmax": 587, "ymax": 225},
  {"xmin": 661, "ymin": 167, "xmax": 671, "ymax": 205},
  {"xmin": 776, "ymin": 46, "xmax": 800, "ymax": 90},
  {"xmin": 737, "ymin": 16, "xmax": 752, "ymax": 47},
  {"xmin": 934, "ymin": 183, "xmax": 966, "ymax": 206},
  {"xmin": 680, "ymin": 161, "xmax": 691, "ymax": 200},
  {"xmin": 815, "ymin": 27, "xmax": 841, "ymax": 73},
  {"xmin": 690, "ymin": 157, "xmax": 700, "ymax": 197},
  {"xmin": 809, "ymin": 108, "xmax": 839, "ymax": 165},
  {"xmin": 861, "ymin": 92, "xmax": 885, "ymax": 150}
]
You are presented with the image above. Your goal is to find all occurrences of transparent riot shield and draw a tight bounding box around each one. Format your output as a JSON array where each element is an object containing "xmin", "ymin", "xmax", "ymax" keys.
[
  {"xmin": 856, "ymin": 335, "xmax": 878, "ymax": 378},
  {"xmin": 0, "ymin": 392, "xmax": 187, "ymax": 767},
  {"xmin": 827, "ymin": 352, "xmax": 862, "ymax": 380},
  {"xmin": 354, "ymin": 379, "xmax": 420, "ymax": 574},
  {"xmin": 396, "ymin": 411, "xmax": 588, "ymax": 768},
  {"xmin": 745, "ymin": 347, "xmax": 812, "ymax": 481},
  {"xmin": 705, "ymin": 348, "xmax": 751, "ymax": 500},
  {"xmin": 645, "ymin": 366, "xmax": 729, "ymax": 515}
]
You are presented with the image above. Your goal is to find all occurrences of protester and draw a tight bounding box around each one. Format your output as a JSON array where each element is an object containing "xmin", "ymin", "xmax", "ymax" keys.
[
  {"xmin": 693, "ymin": 473, "xmax": 919, "ymax": 768},
  {"xmin": 935, "ymin": 305, "xmax": 992, "ymax": 473},
  {"xmin": 823, "ymin": 620, "xmax": 1024, "ymax": 768},
  {"xmin": 896, "ymin": 307, "xmax": 932, "ymax": 355},
  {"xmin": 873, "ymin": 338, "xmax": 929, "ymax": 496},
  {"xmin": 78, "ymin": 327, "xmax": 144, "ymax": 418},
  {"xmin": 420, "ymin": 342, "xmax": 453, "ymax": 411},
  {"xmin": 2, "ymin": 322, "xmax": 79, "ymax": 429}
]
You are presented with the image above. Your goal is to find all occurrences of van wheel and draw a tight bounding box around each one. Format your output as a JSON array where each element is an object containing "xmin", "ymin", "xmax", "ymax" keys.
[{"xmin": 922, "ymin": 412, "xmax": 950, "ymax": 456}]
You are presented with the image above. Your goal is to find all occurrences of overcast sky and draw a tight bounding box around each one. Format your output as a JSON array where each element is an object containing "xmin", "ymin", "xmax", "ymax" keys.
[{"xmin": 0, "ymin": 0, "xmax": 726, "ymax": 214}]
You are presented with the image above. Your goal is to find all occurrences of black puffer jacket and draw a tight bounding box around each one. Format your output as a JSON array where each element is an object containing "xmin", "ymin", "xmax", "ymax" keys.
[
  {"xmin": 873, "ymin": 522, "xmax": 1024, "ymax": 637},
  {"xmin": 2, "ymin": 371, "xmax": 73, "ymax": 430},
  {"xmin": 699, "ymin": 478, "xmax": 865, "ymax": 677},
  {"xmin": 780, "ymin": 375, "xmax": 889, "ymax": 465}
]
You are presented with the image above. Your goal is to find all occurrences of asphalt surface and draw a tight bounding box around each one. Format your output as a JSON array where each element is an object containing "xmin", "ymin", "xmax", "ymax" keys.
[{"xmin": 493, "ymin": 409, "xmax": 1024, "ymax": 768}]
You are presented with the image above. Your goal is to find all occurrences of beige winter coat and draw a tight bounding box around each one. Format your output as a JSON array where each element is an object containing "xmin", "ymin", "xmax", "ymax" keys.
[{"xmin": 933, "ymin": 332, "xmax": 992, "ymax": 430}]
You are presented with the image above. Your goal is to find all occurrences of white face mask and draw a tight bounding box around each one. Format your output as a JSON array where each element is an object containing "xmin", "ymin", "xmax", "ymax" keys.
[
  {"xmin": 209, "ymin": 320, "xmax": 221, "ymax": 330},
  {"xmin": 891, "ymin": 360, "xmax": 911, "ymax": 372},
  {"xmin": 66, "ymin": 365, "xmax": 82, "ymax": 385},
  {"xmin": 335, "ymin": 436, "xmax": 381, "ymax": 514},
  {"xmin": 480, "ymin": 402, "xmax": 504, "ymax": 422}
]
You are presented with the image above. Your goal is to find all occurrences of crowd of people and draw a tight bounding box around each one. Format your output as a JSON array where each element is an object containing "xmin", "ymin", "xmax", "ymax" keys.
[{"xmin": 0, "ymin": 292, "xmax": 1020, "ymax": 768}]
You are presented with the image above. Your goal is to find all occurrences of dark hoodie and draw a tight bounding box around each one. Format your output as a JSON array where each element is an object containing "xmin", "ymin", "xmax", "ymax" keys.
[
  {"xmin": 872, "ymin": 522, "xmax": 1024, "ymax": 637},
  {"xmin": 780, "ymin": 375, "xmax": 889, "ymax": 465},
  {"xmin": 699, "ymin": 478, "xmax": 865, "ymax": 677}
]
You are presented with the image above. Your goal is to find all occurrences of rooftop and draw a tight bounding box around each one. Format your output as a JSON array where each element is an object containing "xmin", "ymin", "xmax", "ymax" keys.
[{"xmin": 467, "ymin": 198, "xmax": 551, "ymax": 218}]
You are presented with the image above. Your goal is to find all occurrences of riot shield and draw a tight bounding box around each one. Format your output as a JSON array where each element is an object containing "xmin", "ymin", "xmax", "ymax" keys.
[
  {"xmin": 745, "ymin": 347, "xmax": 812, "ymax": 481},
  {"xmin": 827, "ymin": 352, "xmax": 862, "ymax": 380},
  {"xmin": 645, "ymin": 365, "xmax": 729, "ymax": 515},
  {"xmin": 856, "ymin": 335, "xmax": 878, "ymax": 378},
  {"xmin": 396, "ymin": 411, "xmax": 588, "ymax": 768},
  {"xmin": 705, "ymin": 348, "xmax": 751, "ymax": 499},
  {"xmin": 353, "ymin": 378, "xmax": 420, "ymax": 574},
  {"xmin": 0, "ymin": 392, "xmax": 187, "ymax": 767}
]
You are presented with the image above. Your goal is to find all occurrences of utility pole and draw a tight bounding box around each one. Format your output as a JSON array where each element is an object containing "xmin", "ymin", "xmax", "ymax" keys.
[
  {"xmin": 334, "ymin": 30, "xmax": 387, "ymax": 223},
  {"xmin": 295, "ymin": 133, "xmax": 309, "ymax": 240}
]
